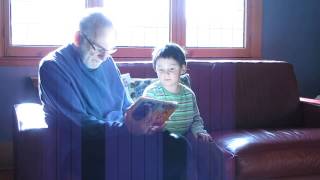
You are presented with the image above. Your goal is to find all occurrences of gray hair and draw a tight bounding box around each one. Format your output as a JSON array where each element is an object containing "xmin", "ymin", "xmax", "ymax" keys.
[{"xmin": 79, "ymin": 8, "xmax": 113, "ymax": 40}]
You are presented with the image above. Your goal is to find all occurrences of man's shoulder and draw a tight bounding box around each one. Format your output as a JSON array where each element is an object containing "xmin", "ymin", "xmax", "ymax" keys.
[
  {"xmin": 40, "ymin": 46, "xmax": 66, "ymax": 66},
  {"xmin": 39, "ymin": 54, "xmax": 58, "ymax": 70},
  {"xmin": 39, "ymin": 44, "xmax": 76, "ymax": 70},
  {"xmin": 40, "ymin": 52, "xmax": 56, "ymax": 64}
]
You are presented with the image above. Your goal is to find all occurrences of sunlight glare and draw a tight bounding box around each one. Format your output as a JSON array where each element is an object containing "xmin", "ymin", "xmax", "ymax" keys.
[{"xmin": 15, "ymin": 103, "xmax": 48, "ymax": 131}]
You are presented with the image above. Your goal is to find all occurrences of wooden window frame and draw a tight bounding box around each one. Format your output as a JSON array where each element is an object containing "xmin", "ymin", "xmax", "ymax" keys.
[{"xmin": 0, "ymin": 0, "xmax": 262, "ymax": 66}]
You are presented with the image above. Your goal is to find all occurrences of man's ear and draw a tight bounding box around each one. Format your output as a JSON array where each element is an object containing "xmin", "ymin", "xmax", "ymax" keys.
[
  {"xmin": 181, "ymin": 65, "xmax": 187, "ymax": 75},
  {"xmin": 74, "ymin": 31, "xmax": 81, "ymax": 47}
]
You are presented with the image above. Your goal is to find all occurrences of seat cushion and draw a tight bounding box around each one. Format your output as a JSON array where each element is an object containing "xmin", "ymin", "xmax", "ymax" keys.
[{"xmin": 211, "ymin": 129, "xmax": 320, "ymax": 179}]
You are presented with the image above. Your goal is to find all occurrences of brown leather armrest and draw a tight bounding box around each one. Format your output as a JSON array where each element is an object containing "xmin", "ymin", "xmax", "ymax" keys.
[{"xmin": 300, "ymin": 97, "xmax": 320, "ymax": 127}]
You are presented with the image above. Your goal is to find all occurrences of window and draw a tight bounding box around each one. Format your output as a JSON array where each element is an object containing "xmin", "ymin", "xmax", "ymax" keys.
[
  {"xmin": 103, "ymin": 0, "xmax": 170, "ymax": 47},
  {"xmin": 186, "ymin": 0, "xmax": 245, "ymax": 48},
  {"xmin": 0, "ymin": 0, "xmax": 261, "ymax": 59},
  {"xmin": 10, "ymin": 0, "xmax": 85, "ymax": 46}
]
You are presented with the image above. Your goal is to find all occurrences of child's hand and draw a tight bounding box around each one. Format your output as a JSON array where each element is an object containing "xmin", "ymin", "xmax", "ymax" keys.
[{"xmin": 196, "ymin": 132, "xmax": 213, "ymax": 143}]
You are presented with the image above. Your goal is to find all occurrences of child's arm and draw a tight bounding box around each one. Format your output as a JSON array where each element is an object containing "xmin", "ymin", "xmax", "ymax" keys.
[
  {"xmin": 190, "ymin": 95, "xmax": 206, "ymax": 134},
  {"xmin": 191, "ymin": 109, "xmax": 207, "ymax": 135},
  {"xmin": 191, "ymin": 95, "xmax": 213, "ymax": 142}
]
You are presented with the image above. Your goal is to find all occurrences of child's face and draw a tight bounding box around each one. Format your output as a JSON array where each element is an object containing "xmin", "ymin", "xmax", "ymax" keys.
[{"xmin": 155, "ymin": 57, "xmax": 186, "ymax": 88}]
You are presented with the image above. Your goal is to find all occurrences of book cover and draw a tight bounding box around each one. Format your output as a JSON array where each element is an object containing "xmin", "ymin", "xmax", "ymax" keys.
[{"xmin": 131, "ymin": 96, "xmax": 177, "ymax": 123}]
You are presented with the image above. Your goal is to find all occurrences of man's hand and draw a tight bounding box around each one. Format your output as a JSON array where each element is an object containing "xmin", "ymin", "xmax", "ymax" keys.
[{"xmin": 124, "ymin": 104, "xmax": 165, "ymax": 135}]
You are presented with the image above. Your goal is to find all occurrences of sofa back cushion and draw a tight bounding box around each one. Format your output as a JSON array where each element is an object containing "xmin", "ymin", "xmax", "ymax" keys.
[
  {"xmin": 233, "ymin": 61, "xmax": 302, "ymax": 129},
  {"xmin": 192, "ymin": 60, "xmax": 302, "ymax": 131}
]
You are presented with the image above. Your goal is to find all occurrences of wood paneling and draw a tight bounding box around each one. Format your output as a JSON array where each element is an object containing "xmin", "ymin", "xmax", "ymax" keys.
[
  {"xmin": 0, "ymin": 142, "xmax": 14, "ymax": 180},
  {"xmin": 0, "ymin": 0, "xmax": 4, "ymax": 57},
  {"xmin": 0, "ymin": 57, "xmax": 41, "ymax": 66}
]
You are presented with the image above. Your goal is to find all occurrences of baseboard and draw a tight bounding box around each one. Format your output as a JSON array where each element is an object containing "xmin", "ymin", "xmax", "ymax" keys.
[
  {"xmin": 0, "ymin": 142, "xmax": 14, "ymax": 180},
  {"xmin": 0, "ymin": 168, "xmax": 14, "ymax": 180}
]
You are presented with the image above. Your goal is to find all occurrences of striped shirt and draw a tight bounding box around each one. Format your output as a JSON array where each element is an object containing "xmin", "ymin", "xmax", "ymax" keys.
[{"xmin": 143, "ymin": 81, "xmax": 207, "ymax": 136}]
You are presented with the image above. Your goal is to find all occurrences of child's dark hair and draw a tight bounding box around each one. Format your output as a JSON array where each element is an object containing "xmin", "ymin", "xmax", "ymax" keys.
[{"xmin": 152, "ymin": 43, "xmax": 186, "ymax": 69}]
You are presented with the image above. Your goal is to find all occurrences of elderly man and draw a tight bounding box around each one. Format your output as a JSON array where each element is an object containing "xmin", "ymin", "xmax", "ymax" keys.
[{"xmin": 39, "ymin": 9, "xmax": 187, "ymax": 180}]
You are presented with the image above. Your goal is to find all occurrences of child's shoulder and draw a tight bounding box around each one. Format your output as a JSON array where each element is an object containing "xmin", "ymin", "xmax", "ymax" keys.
[
  {"xmin": 180, "ymin": 83, "xmax": 195, "ymax": 95},
  {"xmin": 143, "ymin": 81, "xmax": 164, "ymax": 96},
  {"xmin": 144, "ymin": 80, "xmax": 161, "ymax": 90}
]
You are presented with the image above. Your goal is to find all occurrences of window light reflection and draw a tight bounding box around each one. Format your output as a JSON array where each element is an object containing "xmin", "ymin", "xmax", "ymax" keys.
[
  {"xmin": 226, "ymin": 137, "xmax": 252, "ymax": 152},
  {"xmin": 15, "ymin": 103, "xmax": 48, "ymax": 131}
]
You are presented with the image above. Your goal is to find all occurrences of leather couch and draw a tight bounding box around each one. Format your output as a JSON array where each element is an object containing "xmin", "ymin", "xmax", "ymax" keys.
[
  {"xmin": 120, "ymin": 60, "xmax": 320, "ymax": 180},
  {"xmin": 14, "ymin": 60, "xmax": 320, "ymax": 180}
]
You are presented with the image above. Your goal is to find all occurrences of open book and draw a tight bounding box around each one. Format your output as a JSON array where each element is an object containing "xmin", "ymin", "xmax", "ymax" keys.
[{"xmin": 131, "ymin": 96, "xmax": 178, "ymax": 123}]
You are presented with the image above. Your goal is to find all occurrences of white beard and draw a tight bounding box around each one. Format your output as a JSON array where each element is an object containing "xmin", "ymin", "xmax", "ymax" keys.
[
  {"xmin": 83, "ymin": 54, "xmax": 103, "ymax": 69},
  {"xmin": 80, "ymin": 47, "xmax": 104, "ymax": 69}
]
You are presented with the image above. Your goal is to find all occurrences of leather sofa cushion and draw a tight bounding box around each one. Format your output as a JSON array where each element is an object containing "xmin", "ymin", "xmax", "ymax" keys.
[{"xmin": 212, "ymin": 129, "xmax": 320, "ymax": 179}]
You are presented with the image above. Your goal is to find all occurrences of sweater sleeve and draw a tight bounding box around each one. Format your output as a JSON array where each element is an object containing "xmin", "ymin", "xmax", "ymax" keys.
[
  {"xmin": 39, "ymin": 61, "xmax": 128, "ymax": 136},
  {"xmin": 190, "ymin": 94, "xmax": 207, "ymax": 136}
]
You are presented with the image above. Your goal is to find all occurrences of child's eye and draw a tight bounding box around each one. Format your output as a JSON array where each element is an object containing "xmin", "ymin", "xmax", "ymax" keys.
[{"xmin": 169, "ymin": 68, "xmax": 176, "ymax": 73}]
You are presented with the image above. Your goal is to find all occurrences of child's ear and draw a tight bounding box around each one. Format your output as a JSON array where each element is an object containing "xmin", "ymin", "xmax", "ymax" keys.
[{"xmin": 181, "ymin": 65, "xmax": 187, "ymax": 75}]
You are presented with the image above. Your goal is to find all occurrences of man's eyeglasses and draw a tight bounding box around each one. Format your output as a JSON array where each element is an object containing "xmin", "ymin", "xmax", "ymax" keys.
[{"xmin": 80, "ymin": 33, "xmax": 117, "ymax": 55}]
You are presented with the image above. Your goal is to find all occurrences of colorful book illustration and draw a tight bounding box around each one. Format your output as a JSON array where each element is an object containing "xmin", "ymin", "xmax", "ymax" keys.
[{"xmin": 131, "ymin": 96, "xmax": 177, "ymax": 123}]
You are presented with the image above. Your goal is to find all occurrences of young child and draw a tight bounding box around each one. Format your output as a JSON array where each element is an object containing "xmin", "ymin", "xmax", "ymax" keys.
[{"xmin": 143, "ymin": 43, "xmax": 212, "ymax": 142}]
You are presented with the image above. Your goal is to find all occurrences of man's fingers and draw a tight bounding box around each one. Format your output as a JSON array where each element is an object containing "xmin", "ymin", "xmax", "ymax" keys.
[{"xmin": 146, "ymin": 124, "xmax": 164, "ymax": 135}]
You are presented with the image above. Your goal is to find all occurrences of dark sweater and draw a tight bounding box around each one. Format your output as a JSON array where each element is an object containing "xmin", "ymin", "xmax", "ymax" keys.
[{"xmin": 39, "ymin": 44, "xmax": 132, "ymax": 136}]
